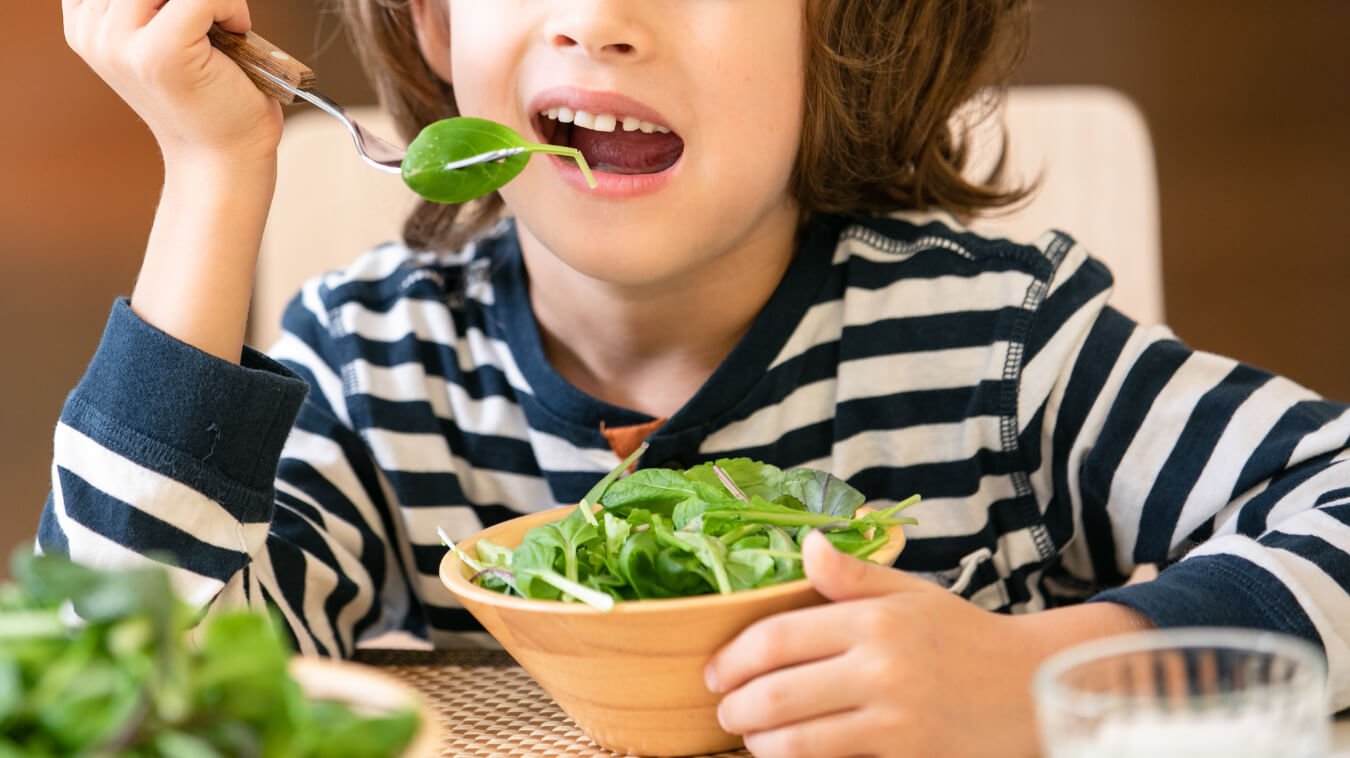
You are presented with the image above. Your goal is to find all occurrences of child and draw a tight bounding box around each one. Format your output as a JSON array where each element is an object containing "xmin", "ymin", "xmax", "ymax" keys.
[{"xmin": 50, "ymin": 0, "xmax": 1350, "ymax": 754}]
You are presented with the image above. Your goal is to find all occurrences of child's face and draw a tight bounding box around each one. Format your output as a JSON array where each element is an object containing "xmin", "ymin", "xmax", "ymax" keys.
[{"xmin": 427, "ymin": 1, "xmax": 806, "ymax": 288}]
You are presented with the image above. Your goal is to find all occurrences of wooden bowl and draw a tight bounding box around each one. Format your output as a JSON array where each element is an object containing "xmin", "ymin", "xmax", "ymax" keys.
[
  {"xmin": 439, "ymin": 506, "xmax": 906, "ymax": 757},
  {"xmin": 289, "ymin": 656, "xmax": 443, "ymax": 757}
]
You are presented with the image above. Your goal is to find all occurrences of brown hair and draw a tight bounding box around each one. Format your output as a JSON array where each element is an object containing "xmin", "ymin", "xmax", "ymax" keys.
[
  {"xmin": 800, "ymin": 0, "xmax": 1032, "ymax": 218},
  {"xmin": 338, "ymin": 0, "xmax": 1032, "ymax": 251}
]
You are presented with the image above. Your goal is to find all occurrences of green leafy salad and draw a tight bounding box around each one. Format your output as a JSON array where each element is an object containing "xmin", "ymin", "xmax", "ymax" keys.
[
  {"xmin": 0, "ymin": 553, "xmax": 418, "ymax": 757},
  {"xmin": 442, "ymin": 447, "xmax": 920, "ymax": 612}
]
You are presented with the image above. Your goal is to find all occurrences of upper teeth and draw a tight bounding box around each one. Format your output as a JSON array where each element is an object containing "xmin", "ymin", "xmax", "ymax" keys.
[{"xmin": 543, "ymin": 107, "xmax": 671, "ymax": 134}]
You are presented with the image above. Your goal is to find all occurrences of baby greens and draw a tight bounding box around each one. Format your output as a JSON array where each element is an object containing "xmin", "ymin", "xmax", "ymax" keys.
[
  {"xmin": 445, "ymin": 457, "xmax": 919, "ymax": 611},
  {"xmin": 401, "ymin": 116, "xmax": 597, "ymax": 203},
  {"xmin": 0, "ymin": 552, "xmax": 418, "ymax": 757}
]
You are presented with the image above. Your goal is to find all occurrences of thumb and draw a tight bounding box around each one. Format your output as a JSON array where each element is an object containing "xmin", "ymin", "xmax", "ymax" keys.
[{"xmin": 803, "ymin": 530, "xmax": 931, "ymax": 602}]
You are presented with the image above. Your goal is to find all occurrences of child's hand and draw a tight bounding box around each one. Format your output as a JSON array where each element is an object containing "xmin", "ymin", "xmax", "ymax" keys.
[
  {"xmin": 62, "ymin": 0, "xmax": 282, "ymax": 164},
  {"xmin": 705, "ymin": 531, "xmax": 1043, "ymax": 758}
]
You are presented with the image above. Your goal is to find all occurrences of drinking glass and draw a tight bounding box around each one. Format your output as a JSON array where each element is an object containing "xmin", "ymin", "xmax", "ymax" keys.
[{"xmin": 1032, "ymin": 627, "xmax": 1329, "ymax": 757}]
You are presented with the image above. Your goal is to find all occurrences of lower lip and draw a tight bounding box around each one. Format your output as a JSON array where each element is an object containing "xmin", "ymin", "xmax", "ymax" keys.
[{"xmin": 547, "ymin": 154, "xmax": 681, "ymax": 199}]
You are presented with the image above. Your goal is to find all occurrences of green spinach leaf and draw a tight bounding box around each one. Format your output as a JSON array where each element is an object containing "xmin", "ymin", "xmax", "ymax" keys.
[
  {"xmin": 685, "ymin": 459, "xmax": 785, "ymax": 502},
  {"xmin": 725, "ymin": 549, "xmax": 775, "ymax": 592},
  {"xmin": 598, "ymin": 468, "xmax": 701, "ymax": 517},
  {"xmin": 402, "ymin": 116, "xmax": 596, "ymax": 204},
  {"xmin": 782, "ymin": 468, "xmax": 866, "ymax": 518}
]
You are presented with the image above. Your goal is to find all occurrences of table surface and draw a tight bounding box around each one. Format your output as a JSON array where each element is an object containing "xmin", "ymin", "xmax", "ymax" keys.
[
  {"xmin": 355, "ymin": 648, "xmax": 744, "ymax": 757},
  {"xmin": 354, "ymin": 648, "xmax": 1350, "ymax": 757}
]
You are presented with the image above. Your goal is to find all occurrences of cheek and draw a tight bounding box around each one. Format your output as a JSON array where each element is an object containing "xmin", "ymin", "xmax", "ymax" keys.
[
  {"xmin": 707, "ymin": 8, "xmax": 805, "ymax": 171},
  {"xmin": 445, "ymin": 8, "xmax": 513, "ymax": 116},
  {"xmin": 699, "ymin": 52, "xmax": 805, "ymax": 195}
]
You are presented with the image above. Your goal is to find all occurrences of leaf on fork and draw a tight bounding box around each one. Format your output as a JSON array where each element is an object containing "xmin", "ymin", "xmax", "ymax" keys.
[{"xmin": 402, "ymin": 117, "xmax": 596, "ymax": 203}]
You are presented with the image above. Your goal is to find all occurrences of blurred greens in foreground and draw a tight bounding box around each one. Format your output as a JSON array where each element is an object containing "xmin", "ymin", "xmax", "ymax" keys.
[{"xmin": 0, "ymin": 552, "xmax": 418, "ymax": 757}]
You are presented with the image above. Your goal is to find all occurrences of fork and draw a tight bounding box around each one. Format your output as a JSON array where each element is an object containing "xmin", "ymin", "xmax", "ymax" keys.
[{"xmin": 207, "ymin": 26, "xmax": 525, "ymax": 175}]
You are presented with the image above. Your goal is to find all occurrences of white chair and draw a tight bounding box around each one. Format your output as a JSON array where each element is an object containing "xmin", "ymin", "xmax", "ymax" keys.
[
  {"xmin": 251, "ymin": 85, "xmax": 1162, "ymax": 348},
  {"xmin": 252, "ymin": 108, "xmax": 415, "ymax": 350},
  {"xmin": 964, "ymin": 86, "xmax": 1162, "ymax": 324}
]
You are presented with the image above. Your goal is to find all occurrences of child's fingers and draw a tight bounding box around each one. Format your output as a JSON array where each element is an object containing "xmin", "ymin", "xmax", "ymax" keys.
[
  {"xmin": 60, "ymin": 0, "xmax": 281, "ymax": 158},
  {"xmin": 145, "ymin": 0, "xmax": 252, "ymax": 50},
  {"xmin": 71, "ymin": 0, "xmax": 112, "ymax": 18},
  {"xmin": 62, "ymin": 0, "xmax": 114, "ymax": 60},
  {"xmin": 62, "ymin": 0, "xmax": 111, "ymax": 36},
  {"xmin": 742, "ymin": 708, "xmax": 876, "ymax": 758},
  {"xmin": 60, "ymin": 0, "xmax": 84, "ymax": 44},
  {"xmin": 715, "ymin": 655, "xmax": 861, "ymax": 736},
  {"xmin": 704, "ymin": 602, "xmax": 864, "ymax": 695},
  {"xmin": 105, "ymin": 0, "xmax": 167, "ymax": 32},
  {"xmin": 212, "ymin": 0, "xmax": 253, "ymax": 34}
]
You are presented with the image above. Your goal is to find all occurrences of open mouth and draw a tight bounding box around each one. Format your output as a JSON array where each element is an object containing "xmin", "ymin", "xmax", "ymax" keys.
[{"xmin": 535, "ymin": 108, "xmax": 685, "ymax": 175}]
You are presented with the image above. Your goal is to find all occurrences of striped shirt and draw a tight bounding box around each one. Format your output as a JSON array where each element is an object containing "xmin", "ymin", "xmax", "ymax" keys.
[{"xmin": 38, "ymin": 212, "xmax": 1350, "ymax": 707}]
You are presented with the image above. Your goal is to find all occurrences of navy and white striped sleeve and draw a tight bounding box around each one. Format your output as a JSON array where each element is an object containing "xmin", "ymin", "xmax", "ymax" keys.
[
  {"xmin": 1022, "ymin": 240, "xmax": 1350, "ymax": 708},
  {"xmin": 263, "ymin": 280, "xmax": 415, "ymax": 657},
  {"xmin": 37, "ymin": 297, "xmax": 401, "ymax": 657}
]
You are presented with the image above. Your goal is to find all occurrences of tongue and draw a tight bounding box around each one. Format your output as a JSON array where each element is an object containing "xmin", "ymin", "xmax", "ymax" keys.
[{"xmin": 569, "ymin": 128, "xmax": 684, "ymax": 175}]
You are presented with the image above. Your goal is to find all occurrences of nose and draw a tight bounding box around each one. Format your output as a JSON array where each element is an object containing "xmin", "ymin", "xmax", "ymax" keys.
[{"xmin": 544, "ymin": 2, "xmax": 650, "ymax": 62}]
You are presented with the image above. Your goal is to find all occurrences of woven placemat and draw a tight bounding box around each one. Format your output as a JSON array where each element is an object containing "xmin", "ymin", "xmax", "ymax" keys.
[{"xmin": 353, "ymin": 649, "xmax": 749, "ymax": 758}]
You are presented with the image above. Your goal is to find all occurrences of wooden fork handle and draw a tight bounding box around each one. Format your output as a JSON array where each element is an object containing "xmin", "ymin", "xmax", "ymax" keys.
[{"xmin": 208, "ymin": 25, "xmax": 316, "ymax": 105}]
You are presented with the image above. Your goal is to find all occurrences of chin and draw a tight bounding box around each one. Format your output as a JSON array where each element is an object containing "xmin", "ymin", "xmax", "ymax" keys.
[
  {"xmin": 560, "ymin": 236, "xmax": 690, "ymax": 286},
  {"xmin": 517, "ymin": 216, "xmax": 702, "ymax": 288}
]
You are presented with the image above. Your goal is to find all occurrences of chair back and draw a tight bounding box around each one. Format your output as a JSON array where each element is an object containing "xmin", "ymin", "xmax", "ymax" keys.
[
  {"xmin": 967, "ymin": 85, "xmax": 1163, "ymax": 323},
  {"xmin": 253, "ymin": 108, "xmax": 413, "ymax": 349}
]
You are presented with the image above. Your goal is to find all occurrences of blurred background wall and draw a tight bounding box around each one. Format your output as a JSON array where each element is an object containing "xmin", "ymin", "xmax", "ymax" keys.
[{"xmin": 2, "ymin": 1, "xmax": 1347, "ymax": 575}]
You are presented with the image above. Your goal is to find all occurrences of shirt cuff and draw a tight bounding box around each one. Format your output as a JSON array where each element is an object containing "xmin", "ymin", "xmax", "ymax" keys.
[
  {"xmin": 66, "ymin": 298, "xmax": 310, "ymax": 493},
  {"xmin": 1090, "ymin": 553, "xmax": 1324, "ymax": 648}
]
